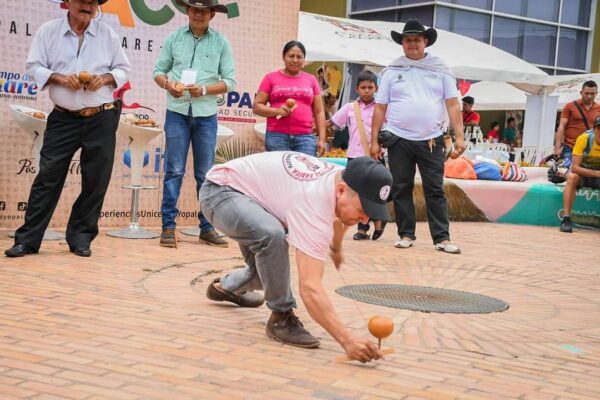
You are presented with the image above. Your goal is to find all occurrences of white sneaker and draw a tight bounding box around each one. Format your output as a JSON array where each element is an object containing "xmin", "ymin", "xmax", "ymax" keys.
[
  {"xmin": 434, "ymin": 242, "xmax": 461, "ymax": 254},
  {"xmin": 394, "ymin": 238, "xmax": 414, "ymax": 248}
]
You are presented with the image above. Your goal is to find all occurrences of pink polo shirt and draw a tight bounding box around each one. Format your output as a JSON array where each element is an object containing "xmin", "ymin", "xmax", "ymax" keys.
[
  {"xmin": 257, "ymin": 70, "xmax": 321, "ymax": 135},
  {"xmin": 206, "ymin": 151, "xmax": 341, "ymax": 260},
  {"xmin": 331, "ymin": 99, "xmax": 376, "ymax": 158}
]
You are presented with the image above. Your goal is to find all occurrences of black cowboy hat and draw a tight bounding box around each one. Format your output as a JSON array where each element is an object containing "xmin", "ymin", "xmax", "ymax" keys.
[
  {"xmin": 175, "ymin": 0, "xmax": 228, "ymax": 14},
  {"xmin": 391, "ymin": 19, "xmax": 437, "ymax": 47}
]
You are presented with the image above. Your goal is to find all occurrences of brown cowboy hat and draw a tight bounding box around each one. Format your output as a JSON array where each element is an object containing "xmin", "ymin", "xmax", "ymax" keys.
[
  {"xmin": 391, "ymin": 19, "xmax": 437, "ymax": 47},
  {"xmin": 175, "ymin": 0, "xmax": 228, "ymax": 14}
]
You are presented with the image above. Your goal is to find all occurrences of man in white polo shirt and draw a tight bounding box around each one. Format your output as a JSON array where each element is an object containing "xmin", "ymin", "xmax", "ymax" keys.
[{"xmin": 370, "ymin": 19, "xmax": 465, "ymax": 254}]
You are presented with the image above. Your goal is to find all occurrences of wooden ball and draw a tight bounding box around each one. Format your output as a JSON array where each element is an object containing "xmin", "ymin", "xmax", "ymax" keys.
[
  {"xmin": 286, "ymin": 98, "xmax": 296, "ymax": 108},
  {"xmin": 174, "ymin": 83, "xmax": 185, "ymax": 94},
  {"xmin": 368, "ymin": 316, "xmax": 394, "ymax": 339},
  {"xmin": 79, "ymin": 71, "xmax": 92, "ymax": 84}
]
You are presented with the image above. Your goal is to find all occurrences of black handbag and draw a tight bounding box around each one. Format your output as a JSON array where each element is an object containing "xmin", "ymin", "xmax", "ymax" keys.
[{"xmin": 378, "ymin": 130, "xmax": 400, "ymax": 148}]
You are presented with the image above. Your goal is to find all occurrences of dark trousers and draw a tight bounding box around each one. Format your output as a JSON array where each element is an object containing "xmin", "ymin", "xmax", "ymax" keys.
[
  {"xmin": 348, "ymin": 156, "xmax": 387, "ymax": 232},
  {"xmin": 387, "ymin": 135, "xmax": 450, "ymax": 244},
  {"xmin": 14, "ymin": 106, "xmax": 120, "ymax": 251}
]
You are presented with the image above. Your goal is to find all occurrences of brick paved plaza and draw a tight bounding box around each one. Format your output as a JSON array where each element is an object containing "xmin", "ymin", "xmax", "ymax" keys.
[{"xmin": 0, "ymin": 222, "xmax": 598, "ymax": 399}]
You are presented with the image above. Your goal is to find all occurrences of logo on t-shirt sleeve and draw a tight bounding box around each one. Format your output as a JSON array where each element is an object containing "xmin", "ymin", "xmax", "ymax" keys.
[{"xmin": 282, "ymin": 152, "xmax": 335, "ymax": 181}]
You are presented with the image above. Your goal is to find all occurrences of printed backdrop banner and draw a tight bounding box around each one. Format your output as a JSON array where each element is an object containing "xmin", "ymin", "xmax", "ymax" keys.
[{"xmin": 0, "ymin": 0, "xmax": 299, "ymax": 228}]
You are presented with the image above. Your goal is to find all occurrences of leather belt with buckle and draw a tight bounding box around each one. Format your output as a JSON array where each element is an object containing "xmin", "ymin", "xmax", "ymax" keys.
[{"xmin": 54, "ymin": 102, "xmax": 117, "ymax": 118}]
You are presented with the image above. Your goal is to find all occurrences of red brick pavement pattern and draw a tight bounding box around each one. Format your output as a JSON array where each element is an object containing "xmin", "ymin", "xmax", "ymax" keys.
[{"xmin": 0, "ymin": 222, "xmax": 598, "ymax": 399}]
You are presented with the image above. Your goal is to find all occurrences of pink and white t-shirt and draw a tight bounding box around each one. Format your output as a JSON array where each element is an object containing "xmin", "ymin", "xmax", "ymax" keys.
[
  {"xmin": 331, "ymin": 99, "xmax": 376, "ymax": 158},
  {"xmin": 257, "ymin": 70, "xmax": 321, "ymax": 135},
  {"xmin": 205, "ymin": 151, "xmax": 340, "ymax": 260}
]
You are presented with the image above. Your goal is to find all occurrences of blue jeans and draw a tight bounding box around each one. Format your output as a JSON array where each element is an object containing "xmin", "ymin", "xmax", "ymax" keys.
[
  {"xmin": 561, "ymin": 145, "xmax": 573, "ymax": 162},
  {"xmin": 161, "ymin": 109, "xmax": 217, "ymax": 232},
  {"xmin": 265, "ymin": 131, "xmax": 316, "ymax": 156}
]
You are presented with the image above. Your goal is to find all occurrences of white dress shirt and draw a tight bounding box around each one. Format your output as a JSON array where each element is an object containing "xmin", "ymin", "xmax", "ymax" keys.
[{"xmin": 26, "ymin": 14, "xmax": 130, "ymax": 110}]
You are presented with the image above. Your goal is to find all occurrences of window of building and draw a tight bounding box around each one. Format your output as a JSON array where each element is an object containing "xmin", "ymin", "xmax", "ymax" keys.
[
  {"xmin": 492, "ymin": 17, "xmax": 557, "ymax": 66},
  {"xmin": 436, "ymin": 6, "xmax": 490, "ymax": 43},
  {"xmin": 495, "ymin": 0, "xmax": 560, "ymax": 22},
  {"xmin": 351, "ymin": 0, "xmax": 396, "ymax": 12},
  {"xmin": 351, "ymin": 0, "xmax": 431, "ymax": 12},
  {"xmin": 354, "ymin": 11, "xmax": 397, "ymax": 21},
  {"xmin": 539, "ymin": 67, "xmax": 555, "ymax": 75},
  {"xmin": 561, "ymin": 0, "xmax": 592, "ymax": 27},
  {"xmin": 440, "ymin": 0, "xmax": 492, "ymax": 10},
  {"xmin": 398, "ymin": 6, "xmax": 434, "ymax": 26},
  {"xmin": 556, "ymin": 69, "xmax": 578, "ymax": 75},
  {"xmin": 558, "ymin": 28, "xmax": 588, "ymax": 70}
]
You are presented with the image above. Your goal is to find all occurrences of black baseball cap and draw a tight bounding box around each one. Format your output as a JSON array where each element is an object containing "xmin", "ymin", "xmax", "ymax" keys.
[
  {"xmin": 594, "ymin": 116, "xmax": 600, "ymax": 128},
  {"xmin": 342, "ymin": 157, "xmax": 392, "ymax": 221}
]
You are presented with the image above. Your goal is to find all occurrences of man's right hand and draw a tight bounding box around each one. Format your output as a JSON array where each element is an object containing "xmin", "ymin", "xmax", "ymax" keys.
[
  {"xmin": 554, "ymin": 146, "xmax": 562, "ymax": 156},
  {"xmin": 167, "ymin": 81, "xmax": 184, "ymax": 98},
  {"xmin": 342, "ymin": 336, "xmax": 383, "ymax": 363}
]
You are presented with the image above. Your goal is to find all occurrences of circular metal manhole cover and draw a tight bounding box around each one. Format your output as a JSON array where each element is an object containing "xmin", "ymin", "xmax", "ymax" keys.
[{"xmin": 335, "ymin": 284, "xmax": 509, "ymax": 314}]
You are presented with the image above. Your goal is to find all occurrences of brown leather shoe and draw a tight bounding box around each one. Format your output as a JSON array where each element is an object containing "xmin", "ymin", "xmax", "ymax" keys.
[
  {"xmin": 266, "ymin": 310, "xmax": 320, "ymax": 348},
  {"xmin": 199, "ymin": 230, "xmax": 228, "ymax": 247},
  {"xmin": 206, "ymin": 278, "xmax": 264, "ymax": 307},
  {"xmin": 159, "ymin": 228, "xmax": 177, "ymax": 248}
]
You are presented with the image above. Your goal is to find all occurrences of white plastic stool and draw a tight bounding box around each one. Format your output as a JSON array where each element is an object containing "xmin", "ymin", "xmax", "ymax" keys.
[
  {"xmin": 8, "ymin": 105, "xmax": 65, "ymax": 241},
  {"xmin": 107, "ymin": 118, "xmax": 162, "ymax": 239}
]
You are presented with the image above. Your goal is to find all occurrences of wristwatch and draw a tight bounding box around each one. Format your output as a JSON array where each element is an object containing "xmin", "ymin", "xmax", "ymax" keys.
[{"xmin": 201, "ymin": 85, "xmax": 207, "ymax": 96}]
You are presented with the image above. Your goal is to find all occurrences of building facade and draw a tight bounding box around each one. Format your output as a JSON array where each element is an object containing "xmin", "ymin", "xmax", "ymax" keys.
[{"xmin": 347, "ymin": 0, "xmax": 598, "ymax": 75}]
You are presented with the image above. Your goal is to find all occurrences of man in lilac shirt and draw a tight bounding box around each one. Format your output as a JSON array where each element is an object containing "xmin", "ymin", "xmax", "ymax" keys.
[{"xmin": 5, "ymin": 0, "xmax": 130, "ymax": 258}]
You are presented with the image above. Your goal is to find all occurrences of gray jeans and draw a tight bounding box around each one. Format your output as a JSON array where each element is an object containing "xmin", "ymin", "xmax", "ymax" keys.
[{"xmin": 199, "ymin": 181, "xmax": 296, "ymax": 312}]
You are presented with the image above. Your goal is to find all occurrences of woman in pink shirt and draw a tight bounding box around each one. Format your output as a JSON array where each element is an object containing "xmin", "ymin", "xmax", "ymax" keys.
[{"xmin": 253, "ymin": 41, "xmax": 327, "ymax": 156}]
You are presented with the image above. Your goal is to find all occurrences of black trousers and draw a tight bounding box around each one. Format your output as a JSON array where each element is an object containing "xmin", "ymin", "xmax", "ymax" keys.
[
  {"xmin": 348, "ymin": 156, "xmax": 387, "ymax": 232},
  {"xmin": 14, "ymin": 106, "xmax": 120, "ymax": 251},
  {"xmin": 387, "ymin": 135, "xmax": 450, "ymax": 244}
]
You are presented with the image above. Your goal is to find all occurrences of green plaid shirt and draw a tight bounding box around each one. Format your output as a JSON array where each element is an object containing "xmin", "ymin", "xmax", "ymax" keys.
[{"xmin": 153, "ymin": 25, "xmax": 236, "ymax": 117}]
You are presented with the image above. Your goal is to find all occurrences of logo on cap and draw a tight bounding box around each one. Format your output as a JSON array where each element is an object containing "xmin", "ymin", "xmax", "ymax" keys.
[{"xmin": 379, "ymin": 185, "xmax": 390, "ymax": 201}]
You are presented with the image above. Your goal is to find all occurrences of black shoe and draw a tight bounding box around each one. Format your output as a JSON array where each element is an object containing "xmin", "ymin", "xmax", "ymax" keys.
[
  {"xmin": 559, "ymin": 217, "xmax": 573, "ymax": 233},
  {"xmin": 70, "ymin": 246, "xmax": 91, "ymax": 257},
  {"xmin": 4, "ymin": 244, "xmax": 37, "ymax": 258},
  {"xmin": 265, "ymin": 310, "xmax": 320, "ymax": 348},
  {"xmin": 372, "ymin": 221, "xmax": 388, "ymax": 241},
  {"xmin": 353, "ymin": 232, "xmax": 370, "ymax": 240}
]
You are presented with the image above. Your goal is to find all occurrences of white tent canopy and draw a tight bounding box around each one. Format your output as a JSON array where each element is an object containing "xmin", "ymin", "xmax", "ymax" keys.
[
  {"xmin": 298, "ymin": 12, "xmax": 550, "ymax": 89},
  {"xmin": 466, "ymin": 73, "xmax": 600, "ymax": 110}
]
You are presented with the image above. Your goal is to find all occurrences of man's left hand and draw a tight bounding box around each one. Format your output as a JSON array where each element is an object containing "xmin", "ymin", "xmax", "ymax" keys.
[
  {"xmin": 188, "ymin": 84, "xmax": 202, "ymax": 97},
  {"xmin": 85, "ymin": 74, "xmax": 106, "ymax": 92}
]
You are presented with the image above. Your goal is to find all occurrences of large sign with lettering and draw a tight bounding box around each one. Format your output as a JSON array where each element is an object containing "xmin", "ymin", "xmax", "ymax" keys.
[{"xmin": 0, "ymin": 0, "xmax": 299, "ymax": 229}]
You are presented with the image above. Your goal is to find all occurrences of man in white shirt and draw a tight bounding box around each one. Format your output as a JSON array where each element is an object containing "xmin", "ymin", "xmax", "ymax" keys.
[
  {"xmin": 201, "ymin": 152, "xmax": 390, "ymax": 363},
  {"xmin": 370, "ymin": 19, "xmax": 465, "ymax": 254},
  {"xmin": 5, "ymin": 0, "xmax": 130, "ymax": 258}
]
